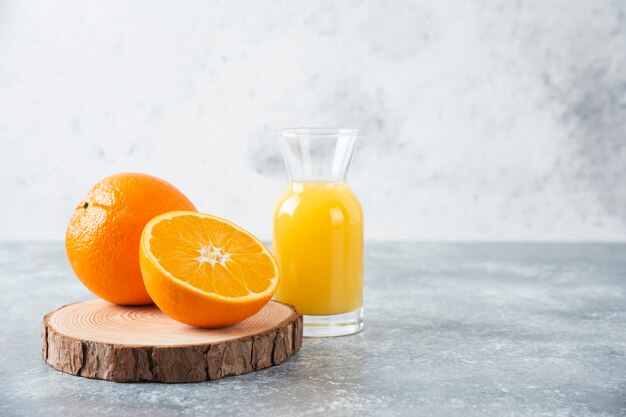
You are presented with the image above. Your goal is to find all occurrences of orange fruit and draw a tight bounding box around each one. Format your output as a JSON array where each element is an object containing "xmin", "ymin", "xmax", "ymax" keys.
[
  {"xmin": 66, "ymin": 173, "xmax": 197, "ymax": 305},
  {"xmin": 139, "ymin": 211, "xmax": 280, "ymax": 328}
]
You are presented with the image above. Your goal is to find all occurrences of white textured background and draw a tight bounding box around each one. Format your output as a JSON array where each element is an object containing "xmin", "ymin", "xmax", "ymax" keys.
[{"xmin": 1, "ymin": 1, "xmax": 625, "ymax": 241}]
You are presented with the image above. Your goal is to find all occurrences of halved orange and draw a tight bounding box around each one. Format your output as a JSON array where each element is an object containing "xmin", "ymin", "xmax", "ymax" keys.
[{"xmin": 139, "ymin": 211, "xmax": 279, "ymax": 328}]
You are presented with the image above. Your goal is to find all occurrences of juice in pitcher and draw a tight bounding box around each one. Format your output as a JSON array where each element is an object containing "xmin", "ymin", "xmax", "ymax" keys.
[{"xmin": 273, "ymin": 128, "xmax": 363, "ymax": 337}]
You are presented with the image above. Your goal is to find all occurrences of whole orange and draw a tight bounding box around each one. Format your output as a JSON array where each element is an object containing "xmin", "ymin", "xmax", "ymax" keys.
[{"xmin": 66, "ymin": 173, "xmax": 197, "ymax": 305}]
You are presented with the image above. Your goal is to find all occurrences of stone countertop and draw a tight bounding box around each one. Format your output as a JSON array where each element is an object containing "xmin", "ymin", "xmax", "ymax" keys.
[{"xmin": 1, "ymin": 242, "xmax": 625, "ymax": 417}]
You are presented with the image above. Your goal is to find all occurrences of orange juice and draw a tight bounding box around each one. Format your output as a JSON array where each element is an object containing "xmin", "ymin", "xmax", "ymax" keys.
[{"xmin": 273, "ymin": 181, "xmax": 363, "ymax": 315}]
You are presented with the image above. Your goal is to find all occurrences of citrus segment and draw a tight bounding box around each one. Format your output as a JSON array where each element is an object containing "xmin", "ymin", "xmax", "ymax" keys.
[{"xmin": 140, "ymin": 211, "xmax": 279, "ymax": 328}]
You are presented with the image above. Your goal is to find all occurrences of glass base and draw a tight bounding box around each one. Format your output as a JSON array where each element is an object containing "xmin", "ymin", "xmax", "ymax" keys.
[{"xmin": 303, "ymin": 307, "xmax": 363, "ymax": 337}]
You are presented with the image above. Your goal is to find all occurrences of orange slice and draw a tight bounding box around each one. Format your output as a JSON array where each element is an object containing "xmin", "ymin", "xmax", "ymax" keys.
[{"xmin": 139, "ymin": 211, "xmax": 279, "ymax": 328}]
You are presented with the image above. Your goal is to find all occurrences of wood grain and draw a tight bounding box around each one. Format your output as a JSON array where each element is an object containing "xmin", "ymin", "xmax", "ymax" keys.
[{"xmin": 42, "ymin": 299, "xmax": 302, "ymax": 383}]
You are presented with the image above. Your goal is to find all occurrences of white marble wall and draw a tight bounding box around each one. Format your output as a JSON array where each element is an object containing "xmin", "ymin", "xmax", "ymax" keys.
[{"xmin": 1, "ymin": 1, "xmax": 625, "ymax": 241}]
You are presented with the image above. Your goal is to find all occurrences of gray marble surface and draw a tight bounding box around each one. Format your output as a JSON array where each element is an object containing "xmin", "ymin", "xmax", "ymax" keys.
[{"xmin": 1, "ymin": 242, "xmax": 625, "ymax": 416}]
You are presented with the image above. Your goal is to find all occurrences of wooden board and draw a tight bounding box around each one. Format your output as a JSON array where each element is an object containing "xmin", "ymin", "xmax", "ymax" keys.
[{"xmin": 42, "ymin": 299, "xmax": 302, "ymax": 383}]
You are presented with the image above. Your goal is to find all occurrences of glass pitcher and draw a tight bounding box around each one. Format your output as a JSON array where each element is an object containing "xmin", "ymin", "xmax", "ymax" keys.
[{"xmin": 273, "ymin": 128, "xmax": 363, "ymax": 337}]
